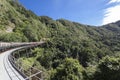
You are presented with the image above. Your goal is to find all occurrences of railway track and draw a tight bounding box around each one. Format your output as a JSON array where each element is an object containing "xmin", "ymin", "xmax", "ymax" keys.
[{"xmin": 0, "ymin": 42, "xmax": 44, "ymax": 80}]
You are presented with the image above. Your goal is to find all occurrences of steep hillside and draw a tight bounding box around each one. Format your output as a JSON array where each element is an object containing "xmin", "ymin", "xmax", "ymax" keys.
[
  {"xmin": 1, "ymin": 0, "xmax": 120, "ymax": 80},
  {"xmin": 0, "ymin": 0, "xmax": 49, "ymax": 41}
]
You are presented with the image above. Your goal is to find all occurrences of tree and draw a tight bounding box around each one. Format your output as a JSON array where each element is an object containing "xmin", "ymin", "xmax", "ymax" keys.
[
  {"xmin": 23, "ymin": 26, "xmax": 38, "ymax": 41},
  {"xmin": 51, "ymin": 58, "xmax": 84, "ymax": 80},
  {"xmin": 94, "ymin": 56, "xmax": 120, "ymax": 80},
  {"xmin": 82, "ymin": 66, "xmax": 96, "ymax": 80}
]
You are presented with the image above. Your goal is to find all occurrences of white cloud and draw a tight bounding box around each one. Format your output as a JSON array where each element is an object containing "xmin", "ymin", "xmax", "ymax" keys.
[
  {"xmin": 102, "ymin": 5, "xmax": 120, "ymax": 25},
  {"xmin": 108, "ymin": 0, "xmax": 120, "ymax": 4},
  {"xmin": 102, "ymin": 0, "xmax": 120, "ymax": 25}
]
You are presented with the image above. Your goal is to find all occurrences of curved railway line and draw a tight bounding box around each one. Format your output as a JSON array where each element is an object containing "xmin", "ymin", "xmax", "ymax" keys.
[{"xmin": 0, "ymin": 42, "xmax": 44, "ymax": 80}]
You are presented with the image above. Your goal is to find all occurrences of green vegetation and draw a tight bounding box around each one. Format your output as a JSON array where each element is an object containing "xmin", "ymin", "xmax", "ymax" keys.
[
  {"xmin": 1, "ymin": 0, "xmax": 120, "ymax": 80},
  {"xmin": 94, "ymin": 56, "xmax": 120, "ymax": 80},
  {"xmin": 51, "ymin": 58, "xmax": 84, "ymax": 80}
]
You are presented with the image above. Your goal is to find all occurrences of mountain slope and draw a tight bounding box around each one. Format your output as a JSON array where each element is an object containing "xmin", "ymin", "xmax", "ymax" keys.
[
  {"xmin": 1, "ymin": 0, "xmax": 120, "ymax": 80},
  {"xmin": 0, "ymin": 0, "xmax": 120, "ymax": 63}
]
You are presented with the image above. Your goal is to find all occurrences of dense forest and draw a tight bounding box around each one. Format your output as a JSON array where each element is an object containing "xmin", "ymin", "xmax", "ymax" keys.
[{"xmin": 1, "ymin": 0, "xmax": 120, "ymax": 80}]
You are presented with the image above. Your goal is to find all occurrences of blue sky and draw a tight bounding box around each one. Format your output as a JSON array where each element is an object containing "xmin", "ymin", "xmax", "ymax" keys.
[{"xmin": 19, "ymin": 0, "xmax": 120, "ymax": 26}]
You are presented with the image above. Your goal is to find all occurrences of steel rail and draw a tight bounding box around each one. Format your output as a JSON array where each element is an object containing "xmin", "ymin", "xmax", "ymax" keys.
[
  {"xmin": 3, "ymin": 53, "xmax": 12, "ymax": 80},
  {"xmin": 6, "ymin": 53, "xmax": 21, "ymax": 80}
]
